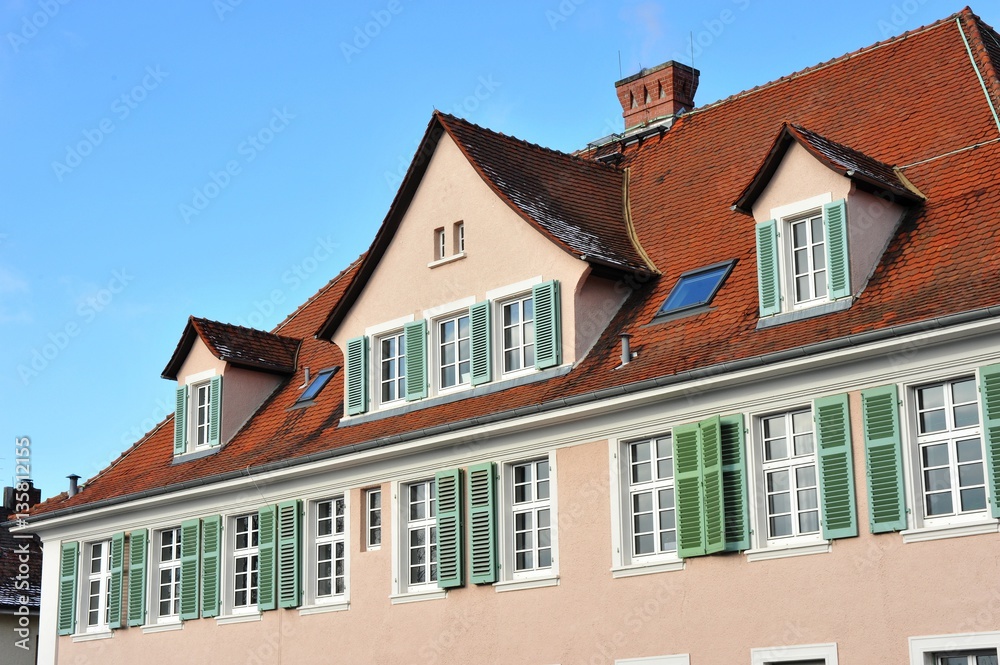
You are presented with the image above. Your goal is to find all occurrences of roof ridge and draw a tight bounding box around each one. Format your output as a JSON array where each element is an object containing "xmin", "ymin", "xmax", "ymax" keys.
[
  {"xmin": 687, "ymin": 9, "xmax": 964, "ymax": 120},
  {"xmin": 960, "ymin": 7, "xmax": 1000, "ymax": 117},
  {"xmin": 433, "ymin": 111, "xmax": 620, "ymax": 172},
  {"xmin": 191, "ymin": 315, "xmax": 300, "ymax": 341},
  {"xmin": 272, "ymin": 253, "xmax": 365, "ymax": 335}
]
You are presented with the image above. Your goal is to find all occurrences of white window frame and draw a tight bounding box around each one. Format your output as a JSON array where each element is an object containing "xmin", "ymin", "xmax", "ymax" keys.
[
  {"xmin": 436, "ymin": 227, "xmax": 446, "ymax": 260},
  {"xmin": 308, "ymin": 495, "xmax": 348, "ymax": 607},
  {"xmin": 193, "ymin": 380, "xmax": 213, "ymax": 448},
  {"xmin": 229, "ymin": 513, "xmax": 259, "ymax": 616},
  {"xmin": 376, "ymin": 330, "xmax": 406, "ymax": 407},
  {"xmin": 616, "ymin": 657, "xmax": 690, "ymax": 665},
  {"xmin": 785, "ymin": 210, "xmax": 828, "ymax": 308},
  {"xmin": 496, "ymin": 453, "xmax": 559, "ymax": 590},
  {"xmin": 909, "ymin": 632, "xmax": 1000, "ymax": 665},
  {"xmin": 755, "ymin": 408, "xmax": 821, "ymax": 545},
  {"xmin": 619, "ymin": 435, "xmax": 680, "ymax": 568},
  {"xmin": 434, "ymin": 311, "xmax": 471, "ymax": 393},
  {"xmin": 751, "ymin": 642, "xmax": 839, "ymax": 664},
  {"xmin": 82, "ymin": 539, "xmax": 112, "ymax": 633},
  {"xmin": 365, "ymin": 488, "xmax": 382, "ymax": 551},
  {"xmin": 455, "ymin": 221, "xmax": 465, "ymax": 253},
  {"xmin": 152, "ymin": 527, "xmax": 182, "ymax": 624},
  {"xmin": 770, "ymin": 192, "xmax": 833, "ymax": 313},
  {"xmin": 400, "ymin": 478, "xmax": 438, "ymax": 594},
  {"xmin": 498, "ymin": 293, "xmax": 535, "ymax": 377}
]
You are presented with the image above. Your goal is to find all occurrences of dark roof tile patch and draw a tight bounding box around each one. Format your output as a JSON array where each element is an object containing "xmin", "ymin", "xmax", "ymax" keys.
[{"xmin": 162, "ymin": 317, "xmax": 301, "ymax": 380}]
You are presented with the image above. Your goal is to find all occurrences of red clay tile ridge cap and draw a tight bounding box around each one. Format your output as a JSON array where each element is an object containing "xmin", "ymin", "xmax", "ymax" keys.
[
  {"xmin": 435, "ymin": 112, "xmax": 652, "ymax": 274},
  {"xmin": 161, "ymin": 316, "xmax": 301, "ymax": 380},
  {"xmin": 733, "ymin": 122, "xmax": 926, "ymax": 215}
]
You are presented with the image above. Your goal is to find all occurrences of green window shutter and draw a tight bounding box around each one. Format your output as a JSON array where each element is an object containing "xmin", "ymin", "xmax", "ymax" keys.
[
  {"xmin": 823, "ymin": 199, "xmax": 851, "ymax": 300},
  {"xmin": 345, "ymin": 336, "xmax": 369, "ymax": 415},
  {"xmin": 57, "ymin": 541, "xmax": 79, "ymax": 636},
  {"xmin": 467, "ymin": 462, "xmax": 497, "ymax": 584},
  {"xmin": 127, "ymin": 529, "xmax": 148, "ymax": 627},
  {"xmin": 861, "ymin": 385, "xmax": 907, "ymax": 532},
  {"xmin": 755, "ymin": 219, "xmax": 781, "ymax": 317},
  {"xmin": 674, "ymin": 422, "xmax": 705, "ymax": 558},
  {"xmin": 174, "ymin": 385, "xmax": 188, "ymax": 455},
  {"xmin": 533, "ymin": 280, "xmax": 562, "ymax": 370},
  {"xmin": 814, "ymin": 394, "xmax": 858, "ymax": 539},
  {"xmin": 435, "ymin": 468, "xmax": 464, "ymax": 588},
  {"xmin": 179, "ymin": 519, "xmax": 201, "ymax": 621},
  {"xmin": 200, "ymin": 516, "xmax": 221, "ymax": 618},
  {"xmin": 208, "ymin": 375, "xmax": 223, "ymax": 447},
  {"xmin": 720, "ymin": 414, "xmax": 750, "ymax": 551},
  {"xmin": 404, "ymin": 320, "xmax": 428, "ymax": 401},
  {"xmin": 699, "ymin": 416, "xmax": 726, "ymax": 555},
  {"xmin": 469, "ymin": 301, "xmax": 492, "ymax": 386},
  {"xmin": 978, "ymin": 363, "xmax": 1000, "ymax": 518},
  {"xmin": 277, "ymin": 500, "xmax": 302, "ymax": 609},
  {"xmin": 108, "ymin": 532, "xmax": 125, "ymax": 629},
  {"xmin": 257, "ymin": 505, "xmax": 277, "ymax": 611}
]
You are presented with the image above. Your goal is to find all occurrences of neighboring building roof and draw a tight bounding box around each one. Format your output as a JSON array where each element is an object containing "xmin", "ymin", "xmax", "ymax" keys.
[
  {"xmin": 29, "ymin": 8, "xmax": 1000, "ymax": 520},
  {"xmin": 161, "ymin": 316, "xmax": 301, "ymax": 380},
  {"xmin": 732, "ymin": 122, "xmax": 925, "ymax": 214},
  {"xmin": 0, "ymin": 525, "xmax": 41, "ymax": 610}
]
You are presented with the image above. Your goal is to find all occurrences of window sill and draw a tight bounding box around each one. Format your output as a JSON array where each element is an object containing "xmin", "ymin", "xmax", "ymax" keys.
[
  {"xmin": 611, "ymin": 559, "xmax": 685, "ymax": 578},
  {"xmin": 427, "ymin": 252, "xmax": 466, "ymax": 269},
  {"xmin": 901, "ymin": 519, "xmax": 999, "ymax": 544},
  {"xmin": 171, "ymin": 445, "xmax": 221, "ymax": 465},
  {"xmin": 389, "ymin": 588, "xmax": 447, "ymax": 605},
  {"xmin": 745, "ymin": 540, "xmax": 830, "ymax": 562},
  {"xmin": 299, "ymin": 600, "xmax": 350, "ymax": 616},
  {"xmin": 756, "ymin": 297, "xmax": 852, "ymax": 329},
  {"xmin": 215, "ymin": 613, "xmax": 262, "ymax": 625},
  {"xmin": 494, "ymin": 574, "xmax": 560, "ymax": 593},
  {"xmin": 141, "ymin": 621, "xmax": 183, "ymax": 634},
  {"xmin": 72, "ymin": 630, "xmax": 113, "ymax": 642}
]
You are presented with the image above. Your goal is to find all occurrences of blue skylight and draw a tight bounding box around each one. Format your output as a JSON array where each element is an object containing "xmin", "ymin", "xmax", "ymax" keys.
[
  {"xmin": 657, "ymin": 261, "xmax": 735, "ymax": 316},
  {"xmin": 297, "ymin": 367, "xmax": 338, "ymax": 403}
]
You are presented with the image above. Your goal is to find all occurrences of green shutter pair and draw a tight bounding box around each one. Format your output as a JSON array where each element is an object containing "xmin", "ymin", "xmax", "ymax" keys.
[
  {"xmin": 178, "ymin": 515, "xmax": 222, "ymax": 620},
  {"xmin": 173, "ymin": 375, "xmax": 223, "ymax": 454},
  {"xmin": 432, "ymin": 465, "xmax": 497, "ymax": 589},
  {"xmin": 755, "ymin": 199, "xmax": 850, "ymax": 317},
  {"xmin": 56, "ymin": 534, "xmax": 126, "ymax": 635},
  {"xmin": 258, "ymin": 501, "xmax": 303, "ymax": 610}
]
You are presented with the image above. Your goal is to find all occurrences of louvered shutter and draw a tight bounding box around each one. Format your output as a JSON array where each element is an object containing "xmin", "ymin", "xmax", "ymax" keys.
[
  {"xmin": 720, "ymin": 414, "xmax": 750, "ymax": 551},
  {"xmin": 200, "ymin": 516, "xmax": 221, "ymax": 618},
  {"xmin": 755, "ymin": 219, "xmax": 781, "ymax": 316},
  {"xmin": 207, "ymin": 375, "xmax": 223, "ymax": 447},
  {"xmin": 978, "ymin": 364, "xmax": 1000, "ymax": 518},
  {"xmin": 179, "ymin": 519, "xmax": 200, "ymax": 621},
  {"xmin": 127, "ymin": 529, "xmax": 148, "ymax": 627},
  {"xmin": 532, "ymin": 281, "xmax": 561, "ymax": 369},
  {"xmin": 404, "ymin": 320, "xmax": 428, "ymax": 401},
  {"xmin": 862, "ymin": 385, "xmax": 907, "ymax": 532},
  {"xmin": 700, "ymin": 416, "xmax": 726, "ymax": 555},
  {"xmin": 345, "ymin": 336, "xmax": 369, "ymax": 415},
  {"xmin": 108, "ymin": 532, "xmax": 125, "ymax": 629},
  {"xmin": 814, "ymin": 394, "xmax": 858, "ymax": 539},
  {"xmin": 174, "ymin": 385, "xmax": 188, "ymax": 455},
  {"xmin": 674, "ymin": 422, "xmax": 704, "ymax": 558},
  {"xmin": 823, "ymin": 199, "xmax": 851, "ymax": 300},
  {"xmin": 257, "ymin": 506, "xmax": 277, "ymax": 611},
  {"xmin": 57, "ymin": 541, "xmax": 79, "ymax": 635},
  {"xmin": 469, "ymin": 301, "xmax": 492, "ymax": 386},
  {"xmin": 467, "ymin": 462, "xmax": 497, "ymax": 584},
  {"xmin": 435, "ymin": 468, "xmax": 464, "ymax": 588},
  {"xmin": 277, "ymin": 500, "xmax": 302, "ymax": 608}
]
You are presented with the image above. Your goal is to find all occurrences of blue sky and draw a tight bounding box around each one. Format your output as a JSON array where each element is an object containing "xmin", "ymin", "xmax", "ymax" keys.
[{"xmin": 1, "ymin": 0, "xmax": 994, "ymax": 500}]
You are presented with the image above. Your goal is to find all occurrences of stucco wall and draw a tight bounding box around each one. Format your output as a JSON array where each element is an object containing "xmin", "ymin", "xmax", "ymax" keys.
[
  {"xmin": 752, "ymin": 142, "xmax": 851, "ymax": 223},
  {"xmin": 0, "ymin": 613, "xmax": 37, "ymax": 665}
]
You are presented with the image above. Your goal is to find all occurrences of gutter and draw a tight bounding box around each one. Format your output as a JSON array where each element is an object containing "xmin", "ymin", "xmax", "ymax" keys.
[{"xmin": 19, "ymin": 304, "xmax": 1000, "ymax": 526}]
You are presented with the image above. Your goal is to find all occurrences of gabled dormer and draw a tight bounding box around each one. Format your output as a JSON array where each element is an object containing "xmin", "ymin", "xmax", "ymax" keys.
[
  {"xmin": 733, "ymin": 123, "xmax": 924, "ymax": 327},
  {"xmin": 317, "ymin": 112, "xmax": 655, "ymax": 419},
  {"xmin": 161, "ymin": 317, "xmax": 300, "ymax": 458}
]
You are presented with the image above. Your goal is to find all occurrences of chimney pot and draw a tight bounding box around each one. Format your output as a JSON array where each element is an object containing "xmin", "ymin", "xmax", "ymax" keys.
[
  {"xmin": 620, "ymin": 333, "xmax": 635, "ymax": 367},
  {"xmin": 67, "ymin": 474, "xmax": 81, "ymax": 498},
  {"xmin": 615, "ymin": 61, "xmax": 700, "ymax": 131}
]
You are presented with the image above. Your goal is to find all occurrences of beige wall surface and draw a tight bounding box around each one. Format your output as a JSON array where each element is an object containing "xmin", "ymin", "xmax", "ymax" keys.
[
  {"xmin": 219, "ymin": 365, "xmax": 283, "ymax": 446},
  {"xmin": 752, "ymin": 142, "xmax": 851, "ymax": 224}
]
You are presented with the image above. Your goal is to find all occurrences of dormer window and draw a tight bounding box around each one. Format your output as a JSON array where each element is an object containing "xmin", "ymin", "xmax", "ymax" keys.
[
  {"xmin": 174, "ymin": 375, "xmax": 222, "ymax": 454},
  {"xmin": 501, "ymin": 294, "xmax": 534, "ymax": 374},
  {"xmin": 194, "ymin": 381, "xmax": 214, "ymax": 447}
]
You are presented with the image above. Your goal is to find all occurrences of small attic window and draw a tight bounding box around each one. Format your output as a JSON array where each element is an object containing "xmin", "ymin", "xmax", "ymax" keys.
[
  {"xmin": 656, "ymin": 260, "xmax": 735, "ymax": 318},
  {"xmin": 296, "ymin": 367, "xmax": 339, "ymax": 404}
]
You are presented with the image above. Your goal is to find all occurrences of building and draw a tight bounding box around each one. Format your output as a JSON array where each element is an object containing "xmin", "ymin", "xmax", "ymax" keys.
[
  {"xmin": 21, "ymin": 7, "xmax": 1000, "ymax": 664},
  {"xmin": 2, "ymin": 481, "xmax": 43, "ymax": 665}
]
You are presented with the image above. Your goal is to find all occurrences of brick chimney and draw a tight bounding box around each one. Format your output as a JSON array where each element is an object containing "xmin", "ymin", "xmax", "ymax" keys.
[{"xmin": 615, "ymin": 61, "xmax": 700, "ymax": 131}]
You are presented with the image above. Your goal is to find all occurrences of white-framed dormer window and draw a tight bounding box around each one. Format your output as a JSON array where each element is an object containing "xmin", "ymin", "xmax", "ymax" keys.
[
  {"xmin": 153, "ymin": 527, "xmax": 181, "ymax": 623},
  {"xmin": 505, "ymin": 457, "xmax": 554, "ymax": 579},
  {"xmin": 194, "ymin": 381, "xmax": 212, "ymax": 447},
  {"xmin": 755, "ymin": 409, "xmax": 821, "ymax": 544},
  {"xmin": 311, "ymin": 496, "xmax": 347, "ymax": 605},
  {"xmin": 377, "ymin": 331, "xmax": 406, "ymax": 405},
  {"xmin": 785, "ymin": 210, "xmax": 827, "ymax": 308},
  {"xmin": 174, "ymin": 372, "xmax": 222, "ymax": 455},
  {"xmin": 404, "ymin": 478, "xmax": 437, "ymax": 591},
  {"xmin": 366, "ymin": 488, "xmax": 382, "ymax": 550},
  {"xmin": 84, "ymin": 540, "xmax": 112, "ymax": 632},
  {"xmin": 500, "ymin": 294, "xmax": 535, "ymax": 375},
  {"xmin": 436, "ymin": 313, "xmax": 470, "ymax": 391},
  {"xmin": 230, "ymin": 514, "xmax": 259, "ymax": 614}
]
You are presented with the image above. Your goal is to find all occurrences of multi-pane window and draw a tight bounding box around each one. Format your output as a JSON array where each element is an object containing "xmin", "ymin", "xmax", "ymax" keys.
[
  {"xmin": 510, "ymin": 459, "xmax": 552, "ymax": 574},
  {"xmin": 232, "ymin": 514, "xmax": 259, "ymax": 612},
  {"xmin": 315, "ymin": 497, "xmax": 346, "ymax": 601},
  {"xmin": 85, "ymin": 540, "xmax": 112, "ymax": 630},
  {"xmin": 935, "ymin": 652, "xmax": 998, "ymax": 665},
  {"xmin": 915, "ymin": 378, "xmax": 987, "ymax": 520},
  {"xmin": 156, "ymin": 528, "xmax": 181, "ymax": 621},
  {"xmin": 195, "ymin": 382, "xmax": 212, "ymax": 447},
  {"xmin": 627, "ymin": 437, "xmax": 676, "ymax": 558},
  {"xmin": 366, "ymin": 488, "xmax": 382, "ymax": 550},
  {"xmin": 406, "ymin": 480, "xmax": 437, "ymax": 589},
  {"xmin": 759, "ymin": 410, "xmax": 820, "ymax": 540},
  {"xmin": 502, "ymin": 296, "xmax": 534, "ymax": 373},
  {"xmin": 438, "ymin": 314, "xmax": 470, "ymax": 389},
  {"xmin": 379, "ymin": 332, "xmax": 406, "ymax": 403},
  {"xmin": 456, "ymin": 222, "xmax": 465, "ymax": 253},
  {"xmin": 436, "ymin": 228, "xmax": 446, "ymax": 260},
  {"xmin": 788, "ymin": 213, "xmax": 826, "ymax": 305}
]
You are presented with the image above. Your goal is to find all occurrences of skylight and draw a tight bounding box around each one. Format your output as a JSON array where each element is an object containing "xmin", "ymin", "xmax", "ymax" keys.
[
  {"xmin": 657, "ymin": 261, "xmax": 735, "ymax": 316},
  {"xmin": 296, "ymin": 367, "xmax": 338, "ymax": 404}
]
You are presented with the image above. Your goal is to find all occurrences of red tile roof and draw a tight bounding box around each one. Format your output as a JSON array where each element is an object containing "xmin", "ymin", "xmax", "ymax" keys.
[
  {"xmin": 161, "ymin": 316, "xmax": 301, "ymax": 380},
  {"xmin": 30, "ymin": 8, "xmax": 1000, "ymax": 519}
]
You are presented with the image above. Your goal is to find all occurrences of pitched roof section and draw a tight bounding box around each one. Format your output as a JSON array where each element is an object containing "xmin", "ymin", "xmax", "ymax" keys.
[
  {"xmin": 733, "ymin": 122, "xmax": 924, "ymax": 214},
  {"xmin": 316, "ymin": 112, "xmax": 651, "ymax": 341},
  {"xmin": 161, "ymin": 316, "xmax": 301, "ymax": 380}
]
